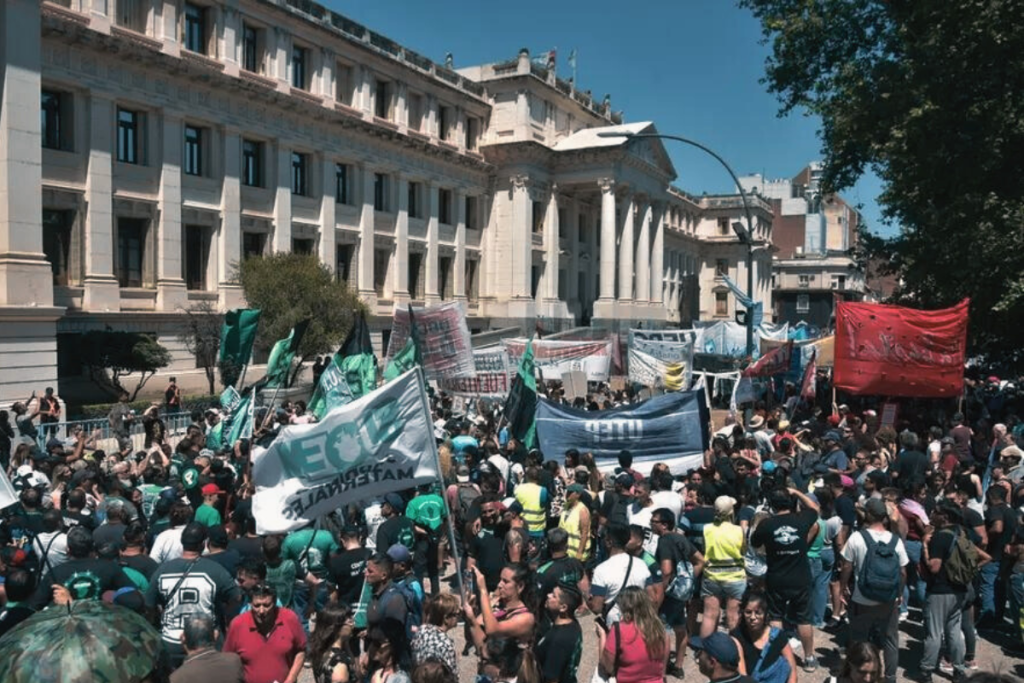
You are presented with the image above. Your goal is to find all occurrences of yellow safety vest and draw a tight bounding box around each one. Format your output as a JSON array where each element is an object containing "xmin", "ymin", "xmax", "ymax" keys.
[
  {"xmin": 560, "ymin": 503, "xmax": 589, "ymax": 558},
  {"xmin": 703, "ymin": 521, "xmax": 746, "ymax": 583},
  {"xmin": 516, "ymin": 483, "xmax": 546, "ymax": 534}
]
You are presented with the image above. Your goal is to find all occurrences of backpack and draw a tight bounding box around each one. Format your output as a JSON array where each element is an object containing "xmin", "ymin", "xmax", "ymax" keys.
[
  {"xmin": 942, "ymin": 526, "xmax": 980, "ymax": 587},
  {"xmin": 455, "ymin": 484, "xmax": 480, "ymax": 528},
  {"xmin": 390, "ymin": 577, "xmax": 422, "ymax": 640},
  {"xmin": 666, "ymin": 558, "xmax": 695, "ymax": 601},
  {"xmin": 857, "ymin": 530, "xmax": 902, "ymax": 603}
]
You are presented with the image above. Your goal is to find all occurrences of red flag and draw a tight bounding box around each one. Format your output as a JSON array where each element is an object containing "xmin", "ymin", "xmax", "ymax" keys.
[
  {"xmin": 801, "ymin": 349, "xmax": 817, "ymax": 400},
  {"xmin": 743, "ymin": 341, "xmax": 793, "ymax": 378},
  {"xmin": 834, "ymin": 298, "xmax": 969, "ymax": 398}
]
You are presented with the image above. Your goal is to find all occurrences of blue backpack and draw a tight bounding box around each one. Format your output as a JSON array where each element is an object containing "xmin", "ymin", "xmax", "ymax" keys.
[{"xmin": 857, "ymin": 530, "xmax": 901, "ymax": 603}]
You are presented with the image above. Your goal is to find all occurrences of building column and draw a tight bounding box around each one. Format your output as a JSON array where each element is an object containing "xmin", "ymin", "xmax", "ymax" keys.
[
  {"xmin": 510, "ymin": 175, "xmax": 531, "ymax": 299},
  {"xmin": 618, "ymin": 191, "xmax": 635, "ymax": 302},
  {"xmin": 567, "ymin": 195, "xmax": 580, "ymax": 303},
  {"xmin": 357, "ymin": 164, "xmax": 376, "ymax": 303},
  {"xmin": 544, "ymin": 185, "xmax": 560, "ymax": 301},
  {"xmin": 273, "ymin": 144, "xmax": 292, "ymax": 252},
  {"xmin": 157, "ymin": 113, "xmax": 187, "ymax": 311},
  {"xmin": 597, "ymin": 178, "xmax": 616, "ymax": 301},
  {"xmin": 82, "ymin": 94, "xmax": 120, "ymax": 310},
  {"xmin": 219, "ymin": 129, "xmax": 244, "ymax": 308},
  {"xmin": 454, "ymin": 189, "xmax": 467, "ymax": 300},
  {"xmin": 635, "ymin": 200, "xmax": 651, "ymax": 305},
  {"xmin": 393, "ymin": 175, "xmax": 409, "ymax": 304},
  {"xmin": 425, "ymin": 182, "xmax": 439, "ymax": 303},
  {"xmin": 319, "ymin": 156, "xmax": 336, "ymax": 272},
  {"xmin": 651, "ymin": 202, "xmax": 665, "ymax": 307}
]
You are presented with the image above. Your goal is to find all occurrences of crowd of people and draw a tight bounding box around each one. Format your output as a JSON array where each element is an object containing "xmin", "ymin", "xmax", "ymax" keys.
[{"xmin": 0, "ymin": 374, "xmax": 1022, "ymax": 683}]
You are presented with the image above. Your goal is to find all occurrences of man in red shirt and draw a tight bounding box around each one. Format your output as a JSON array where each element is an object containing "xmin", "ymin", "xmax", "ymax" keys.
[{"xmin": 223, "ymin": 583, "xmax": 306, "ymax": 683}]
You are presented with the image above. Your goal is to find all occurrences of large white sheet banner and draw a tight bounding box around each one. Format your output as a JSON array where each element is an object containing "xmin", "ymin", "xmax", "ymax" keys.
[
  {"xmin": 627, "ymin": 339, "xmax": 694, "ymax": 391},
  {"xmin": 385, "ymin": 301, "xmax": 476, "ymax": 380},
  {"xmin": 503, "ymin": 338, "xmax": 613, "ymax": 382},
  {"xmin": 251, "ymin": 369, "xmax": 438, "ymax": 534},
  {"xmin": 438, "ymin": 347, "xmax": 512, "ymax": 397}
]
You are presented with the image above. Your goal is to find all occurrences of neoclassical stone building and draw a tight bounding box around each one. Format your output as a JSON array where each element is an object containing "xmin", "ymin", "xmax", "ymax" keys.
[{"xmin": 0, "ymin": 0, "xmax": 774, "ymax": 403}]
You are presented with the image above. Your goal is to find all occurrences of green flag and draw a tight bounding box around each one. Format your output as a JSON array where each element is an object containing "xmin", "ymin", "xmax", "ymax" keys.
[
  {"xmin": 263, "ymin": 319, "xmax": 310, "ymax": 388},
  {"xmin": 308, "ymin": 311, "xmax": 377, "ymax": 419},
  {"xmin": 225, "ymin": 389, "xmax": 254, "ymax": 446},
  {"xmin": 504, "ymin": 336, "xmax": 538, "ymax": 449},
  {"xmin": 219, "ymin": 308, "xmax": 261, "ymax": 369},
  {"xmin": 384, "ymin": 306, "xmax": 423, "ymax": 382}
]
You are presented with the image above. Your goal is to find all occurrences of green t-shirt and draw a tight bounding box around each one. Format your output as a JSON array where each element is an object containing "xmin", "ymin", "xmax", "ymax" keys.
[
  {"xmin": 281, "ymin": 529, "xmax": 339, "ymax": 579},
  {"xmin": 266, "ymin": 559, "xmax": 297, "ymax": 608},
  {"xmin": 194, "ymin": 504, "xmax": 222, "ymax": 527},
  {"xmin": 405, "ymin": 493, "xmax": 447, "ymax": 531},
  {"xmin": 807, "ymin": 517, "xmax": 825, "ymax": 560}
]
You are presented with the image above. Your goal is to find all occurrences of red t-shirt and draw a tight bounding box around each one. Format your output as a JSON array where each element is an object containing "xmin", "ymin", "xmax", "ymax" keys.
[
  {"xmin": 224, "ymin": 607, "xmax": 307, "ymax": 683},
  {"xmin": 604, "ymin": 621, "xmax": 667, "ymax": 683}
]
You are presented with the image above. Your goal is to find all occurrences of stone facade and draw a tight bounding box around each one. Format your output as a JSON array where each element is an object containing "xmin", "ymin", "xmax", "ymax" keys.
[{"xmin": 0, "ymin": 0, "xmax": 774, "ymax": 404}]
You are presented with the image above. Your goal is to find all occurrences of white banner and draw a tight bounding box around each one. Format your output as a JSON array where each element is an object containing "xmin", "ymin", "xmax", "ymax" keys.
[
  {"xmin": 627, "ymin": 340, "xmax": 693, "ymax": 391},
  {"xmin": 629, "ymin": 328, "xmax": 704, "ymax": 349},
  {"xmin": 503, "ymin": 338, "xmax": 613, "ymax": 382},
  {"xmin": 385, "ymin": 301, "xmax": 476, "ymax": 380},
  {"xmin": 438, "ymin": 347, "xmax": 512, "ymax": 397},
  {"xmin": 251, "ymin": 369, "xmax": 439, "ymax": 534}
]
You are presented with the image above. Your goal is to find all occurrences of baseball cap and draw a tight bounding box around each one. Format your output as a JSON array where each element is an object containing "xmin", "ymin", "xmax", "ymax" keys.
[
  {"xmin": 201, "ymin": 483, "xmax": 225, "ymax": 496},
  {"xmin": 824, "ymin": 430, "xmax": 843, "ymax": 443},
  {"xmin": 383, "ymin": 492, "xmax": 405, "ymax": 512},
  {"xmin": 690, "ymin": 632, "xmax": 740, "ymax": 667},
  {"xmin": 567, "ymin": 483, "xmax": 587, "ymax": 495},
  {"xmin": 714, "ymin": 495, "xmax": 737, "ymax": 517},
  {"xmin": 456, "ymin": 464, "xmax": 471, "ymax": 483},
  {"xmin": 386, "ymin": 543, "xmax": 412, "ymax": 564}
]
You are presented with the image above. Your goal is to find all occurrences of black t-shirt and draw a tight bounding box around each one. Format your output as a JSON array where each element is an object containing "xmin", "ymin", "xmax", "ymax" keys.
[
  {"xmin": 31, "ymin": 558, "xmax": 136, "ymax": 609},
  {"xmin": 536, "ymin": 555, "xmax": 586, "ymax": 603},
  {"xmin": 894, "ymin": 450, "xmax": 930, "ymax": 484},
  {"xmin": 121, "ymin": 553, "xmax": 159, "ymax": 579},
  {"xmin": 962, "ymin": 507, "xmax": 986, "ymax": 546},
  {"xmin": 536, "ymin": 619, "xmax": 583, "ymax": 683},
  {"xmin": 93, "ymin": 523, "xmax": 127, "ymax": 550},
  {"xmin": 834, "ymin": 494, "xmax": 857, "ymax": 529},
  {"xmin": 468, "ymin": 526, "xmax": 506, "ymax": 590},
  {"xmin": 926, "ymin": 529, "xmax": 966, "ymax": 595},
  {"xmin": 682, "ymin": 506, "xmax": 716, "ymax": 553},
  {"xmin": 985, "ymin": 503, "xmax": 1018, "ymax": 561},
  {"xmin": 376, "ymin": 516, "xmax": 416, "ymax": 555},
  {"xmin": 0, "ymin": 605, "xmax": 35, "ymax": 639},
  {"xmin": 329, "ymin": 547, "xmax": 373, "ymax": 605},
  {"xmin": 600, "ymin": 492, "xmax": 631, "ymax": 527},
  {"xmin": 749, "ymin": 509, "xmax": 817, "ymax": 589},
  {"xmin": 228, "ymin": 535, "xmax": 264, "ymax": 561},
  {"xmin": 8, "ymin": 511, "xmax": 45, "ymax": 547},
  {"xmin": 206, "ymin": 549, "xmax": 241, "ymax": 577},
  {"xmin": 656, "ymin": 532, "xmax": 699, "ymax": 573}
]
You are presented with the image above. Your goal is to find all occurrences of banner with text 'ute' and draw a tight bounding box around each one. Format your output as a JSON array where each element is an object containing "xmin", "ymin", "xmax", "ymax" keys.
[
  {"xmin": 385, "ymin": 301, "xmax": 475, "ymax": 381},
  {"xmin": 503, "ymin": 338, "xmax": 613, "ymax": 382},
  {"xmin": 438, "ymin": 347, "xmax": 512, "ymax": 397},
  {"xmin": 535, "ymin": 389, "xmax": 710, "ymax": 475},
  {"xmin": 251, "ymin": 369, "xmax": 438, "ymax": 534}
]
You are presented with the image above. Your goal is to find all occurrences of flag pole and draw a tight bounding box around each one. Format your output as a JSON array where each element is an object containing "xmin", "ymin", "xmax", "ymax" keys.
[{"xmin": 416, "ymin": 366, "xmax": 466, "ymax": 605}]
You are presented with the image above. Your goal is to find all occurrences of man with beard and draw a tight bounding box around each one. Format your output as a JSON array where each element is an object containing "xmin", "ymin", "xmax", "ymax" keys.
[
  {"xmin": 467, "ymin": 495, "xmax": 506, "ymax": 591},
  {"xmin": 224, "ymin": 583, "xmax": 306, "ymax": 683}
]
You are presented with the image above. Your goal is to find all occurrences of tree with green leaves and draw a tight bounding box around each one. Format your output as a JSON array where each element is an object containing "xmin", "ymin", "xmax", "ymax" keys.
[
  {"xmin": 236, "ymin": 252, "xmax": 366, "ymax": 385},
  {"xmin": 81, "ymin": 331, "xmax": 172, "ymax": 400},
  {"xmin": 740, "ymin": 0, "xmax": 1024, "ymax": 365},
  {"xmin": 177, "ymin": 301, "xmax": 222, "ymax": 395}
]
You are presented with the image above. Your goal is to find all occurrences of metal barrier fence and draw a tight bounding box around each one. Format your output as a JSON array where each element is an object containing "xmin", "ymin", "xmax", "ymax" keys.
[{"xmin": 29, "ymin": 411, "xmax": 196, "ymax": 453}]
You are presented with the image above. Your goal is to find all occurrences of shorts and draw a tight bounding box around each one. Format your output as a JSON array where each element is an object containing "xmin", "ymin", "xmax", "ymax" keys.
[
  {"xmin": 765, "ymin": 584, "xmax": 811, "ymax": 626},
  {"xmin": 701, "ymin": 577, "xmax": 747, "ymax": 602},
  {"xmin": 660, "ymin": 595, "xmax": 688, "ymax": 628}
]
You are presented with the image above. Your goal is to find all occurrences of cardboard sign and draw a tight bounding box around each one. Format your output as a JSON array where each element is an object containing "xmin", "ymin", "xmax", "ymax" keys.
[{"xmin": 561, "ymin": 371, "xmax": 588, "ymax": 401}]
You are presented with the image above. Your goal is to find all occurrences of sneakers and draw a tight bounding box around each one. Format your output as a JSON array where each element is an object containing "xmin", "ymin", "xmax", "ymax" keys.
[
  {"xmin": 965, "ymin": 660, "xmax": 979, "ymax": 671},
  {"xmin": 899, "ymin": 611, "xmax": 909, "ymax": 623},
  {"xmin": 802, "ymin": 657, "xmax": 819, "ymax": 673},
  {"xmin": 939, "ymin": 661, "xmax": 954, "ymax": 675}
]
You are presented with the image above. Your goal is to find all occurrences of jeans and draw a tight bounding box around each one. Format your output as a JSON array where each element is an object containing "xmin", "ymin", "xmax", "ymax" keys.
[
  {"xmin": 850, "ymin": 600, "xmax": 900, "ymax": 683},
  {"xmin": 962, "ymin": 585, "xmax": 977, "ymax": 661},
  {"xmin": 902, "ymin": 540, "xmax": 926, "ymax": 613},
  {"xmin": 292, "ymin": 581, "xmax": 329, "ymax": 635},
  {"xmin": 922, "ymin": 593, "xmax": 966, "ymax": 674},
  {"xmin": 977, "ymin": 560, "xmax": 1001, "ymax": 620},
  {"xmin": 1010, "ymin": 571, "xmax": 1024, "ymax": 642},
  {"xmin": 809, "ymin": 549, "xmax": 834, "ymax": 627}
]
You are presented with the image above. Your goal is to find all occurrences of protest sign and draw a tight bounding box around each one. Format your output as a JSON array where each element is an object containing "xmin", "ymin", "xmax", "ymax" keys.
[
  {"xmin": 503, "ymin": 338, "xmax": 613, "ymax": 382},
  {"xmin": 385, "ymin": 301, "xmax": 475, "ymax": 380},
  {"xmin": 561, "ymin": 371, "xmax": 588, "ymax": 401},
  {"xmin": 535, "ymin": 389, "xmax": 710, "ymax": 474},
  {"xmin": 251, "ymin": 369, "xmax": 438, "ymax": 534},
  {"xmin": 438, "ymin": 347, "xmax": 511, "ymax": 397}
]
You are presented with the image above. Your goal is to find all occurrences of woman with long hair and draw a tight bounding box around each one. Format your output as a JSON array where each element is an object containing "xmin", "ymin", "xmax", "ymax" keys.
[
  {"xmin": 579, "ymin": 452, "xmax": 603, "ymax": 496},
  {"xmin": 481, "ymin": 637, "xmax": 540, "ymax": 683},
  {"xmin": 465, "ymin": 563, "xmax": 537, "ymax": 681},
  {"xmin": 731, "ymin": 591, "xmax": 796, "ymax": 683},
  {"xmin": 597, "ymin": 586, "xmax": 669, "ymax": 683},
  {"xmin": 309, "ymin": 601, "xmax": 359, "ymax": 683},
  {"xmin": 823, "ymin": 641, "xmax": 882, "ymax": 683},
  {"xmin": 366, "ymin": 621, "xmax": 412, "ymax": 683},
  {"xmin": 411, "ymin": 593, "xmax": 461, "ymax": 675}
]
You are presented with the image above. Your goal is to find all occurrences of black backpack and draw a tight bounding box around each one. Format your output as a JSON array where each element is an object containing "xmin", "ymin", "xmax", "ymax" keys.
[
  {"xmin": 857, "ymin": 530, "xmax": 902, "ymax": 603},
  {"xmin": 455, "ymin": 484, "xmax": 480, "ymax": 529}
]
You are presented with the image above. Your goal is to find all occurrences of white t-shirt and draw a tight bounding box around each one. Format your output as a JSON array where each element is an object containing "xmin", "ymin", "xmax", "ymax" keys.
[
  {"xmin": 628, "ymin": 504, "xmax": 658, "ymax": 555},
  {"xmin": 591, "ymin": 552, "xmax": 652, "ymax": 624},
  {"xmin": 840, "ymin": 527, "xmax": 909, "ymax": 606},
  {"xmin": 149, "ymin": 525, "xmax": 186, "ymax": 564},
  {"xmin": 34, "ymin": 530, "xmax": 68, "ymax": 569},
  {"xmin": 651, "ymin": 490, "xmax": 684, "ymax": 523},
  {"xmin": 363, "ymin": 501, "xmax": 385, "ymax": 550}
]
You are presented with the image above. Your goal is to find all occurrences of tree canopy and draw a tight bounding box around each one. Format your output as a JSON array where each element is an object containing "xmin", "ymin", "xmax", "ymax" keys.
[
  {"xmin": 236, "ymin": 252, "xmax": 366, "ymax": 384},
  {"xmin": 177, "ymin": 301, "xmax": 221, "ymax": 395},
  {"xmin": 81, "ymin": 331, "xmax": 172, "ymax": 400},
  {"xmin": 740, "ymin": 0, "xmax": 1024, "ymax": 365}
]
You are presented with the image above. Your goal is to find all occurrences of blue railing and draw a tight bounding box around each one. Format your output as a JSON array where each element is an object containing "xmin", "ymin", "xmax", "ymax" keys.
[{"xmin": 30, "ymin": 411, "xmax": 196, "ymax": 453}]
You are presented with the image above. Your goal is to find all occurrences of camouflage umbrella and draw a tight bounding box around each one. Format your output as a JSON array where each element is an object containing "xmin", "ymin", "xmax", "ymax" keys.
[{"xmin": 0, "ymin": 600, "xmax": 163, "ymax": 682}]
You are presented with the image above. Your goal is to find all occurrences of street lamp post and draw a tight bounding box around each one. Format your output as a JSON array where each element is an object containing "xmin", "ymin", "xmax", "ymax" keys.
[{"xmin": 596, "ymin": 131, "xmax": 757, "ymax": 359}]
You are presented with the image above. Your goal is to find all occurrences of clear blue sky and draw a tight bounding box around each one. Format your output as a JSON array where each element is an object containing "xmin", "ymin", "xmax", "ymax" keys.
[{"xmin": 326, "ymin": 0, "xmax": 892, "ymax": 236}]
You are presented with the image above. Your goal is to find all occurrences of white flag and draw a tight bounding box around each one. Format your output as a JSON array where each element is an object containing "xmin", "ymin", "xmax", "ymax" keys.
[
  {"xmin": 251, "ymin": 368, "xmax": 438, "ymax": 534},
  {"xmin": 0, "ymin": 468, "xmax": 18, "ymax": 511}
]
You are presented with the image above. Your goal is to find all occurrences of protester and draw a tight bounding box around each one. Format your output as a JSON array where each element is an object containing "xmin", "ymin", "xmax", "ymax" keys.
[
  {"xmin": 411, "ymin": 593, "xmax": 461, "ymax": 675},
  {"xmin": 824, "ymin": 641, "xmax": 883, "ymax": 683},
  {"xmin": 224, "ymin": 582, "xmax": 306, "ymax": 683},
  {"xmin": 597, "ymin": 586, "xmax": 669, "ymax": 683},
  {"xmin": 309, "ymin": 601, "xmax": 359, "ymax": 683},
  {"xmin": 366, "ymin": 621, "xmax": 413, "ymax": 683},
  {"xmin": 537, "ymin": 583, "xmax": 583, "ymax": 683},
  {"xmin": 731, "ymin": 590, "xmax": 796, "ymax": 683},
  {"xmin": 171, "ymin": 613, "xmax": 244, "ymax": 683}
]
